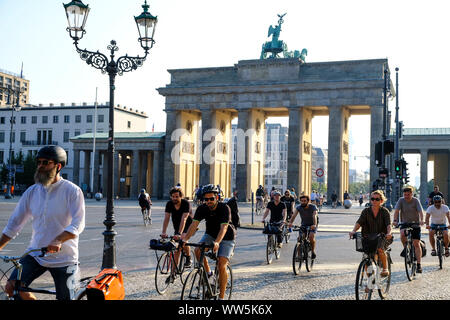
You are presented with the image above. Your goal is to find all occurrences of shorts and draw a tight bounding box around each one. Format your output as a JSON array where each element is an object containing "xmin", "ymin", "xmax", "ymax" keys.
[
  {"xmin": 300, "ymin": 224, "xmax": 317, "ymax": 234},
  {"xmin": 430, "ymin": 224, "xmax": 448, "ymax": 231},
  {"xmin": 8, "ymin": 255, "xmax": 79, "ymax": 300},
  {"xmin": 140, "ymin": 203, "xmax": 151, "ymax": 210},
  {"xmin": 400, "ymin": 224, "xmax": 421, "ymax": 240},
  {"xmin": 199, "ymin": 233, "xmax": 235, "ymax": 260}
]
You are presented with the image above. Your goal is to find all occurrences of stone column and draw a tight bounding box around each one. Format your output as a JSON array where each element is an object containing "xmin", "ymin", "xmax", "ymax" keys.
[
  {"xmin": 327, "ymin": 106, "xmax": 349, "ymax": 202},
  {"xmin": 140, "ymin": 151, "xmax": 148, "ymax": 193},
  {"xmin": 130, "ymin": 149, "xmax": 139, "ymax": 198},
  {"xmin": 83, "ymin": 150, "xmax": 91, "ymax": 191},
  {"xmin": 236, "ymin": 109, "xmax": 250, "ymax": 201},
  {"xmin": 163, "ymin": 111, "xmax": 178, "ymax": 198},
  {"xmin": 152, "ymin": 150, "xmax": 161, "ymax": 199},
  {"xmin": 200, "ymin": 109, "xmax": 214, "ymax": 186},
  {"xmin": 419, "ymin": 149, "xmax": 428, "ymax": 205},
  {"xmin": 72, "ymin": 149, "xmax": 81, "ymax": 186},
  {"xmin": 120, "ymin": 152, "xmax": 128, "ymax": 198}
]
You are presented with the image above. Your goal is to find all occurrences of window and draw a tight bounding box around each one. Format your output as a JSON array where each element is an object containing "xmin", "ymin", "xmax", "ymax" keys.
[
  {"xmin": 63, "ymin": 131, "xmax": 70, "ymax": 143},
  {"xmin": 75, "ymin": 115, "xmax": 81, "ymax": 123},
  {"xmin": 98, "ymin": 114, "xmax": 104, "ymax": 123},
  {"xmin": 20, "ymin": 131, "xmax": 26, "ymax": 143},
  {"xmin": 0, "ymin": 117, "xmax": 4, "ymax": 124},
  {"xmin": 127, "ymin": 121, "xmax": 131, "ymax": 129},
  {"xmin": 21, "ymin": 116, "xmax": 26, "ymax": 124},
  {"xmin": 53, "ymin": 115, "xmax": 59, "ymax": 124},
  {"xmin": 74, "ymin": 130, "xmax": 80, "ymax": 137},
  {"xmin": 0, "ymin": 150, "xmax": 4, "ymax": 164},
  {"xmin": 64, "ymin": 115, "xmax": 70, "ymax": 123},
  {"xmin": 32, "ymin": 116, "xmax": 37, "ymax": 124},
  {"xmin": 37, "ymin": 130, "xmax": 53, "ymax": 145},
  {"xmin": 87, "ymin": 115, "xmax": 92, "ymax": 123},
  {"xmin": 0, "ymin": 132, "xmax": 4, "ymax": 143},
  {"xmin": 42, "ymin": 116, "xmax": 48, "ymax": 124}
]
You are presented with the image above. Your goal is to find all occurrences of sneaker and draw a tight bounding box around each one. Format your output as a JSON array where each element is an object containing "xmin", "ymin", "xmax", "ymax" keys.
[
  {"xmin": 311, "ymin": 252, "xmax": 316, "ymax": 259},
  {"xmin": 185, "ymin": 256, "xmax": 192, "ymax": 268},
  {"xmin": 446, "ymin": 249, "xmax": 450, "ymax": 257},
  {"xmin": 380, "ymin": 269, "xmax": 390, "ymax": 277},
  {"xmin": 416, "ymin": 264, "xmax": 422, "ymax": 273},
  {"xmin": 400, "ymin": 248, "xmax": 406, "ymax": 257},
  {"xmin": 277, "ymin": 243, "xmax": 283, "ymax": 248},
  {"xmin": 431, "ymin": 249, "xmax": 437, "ymax": 256}
]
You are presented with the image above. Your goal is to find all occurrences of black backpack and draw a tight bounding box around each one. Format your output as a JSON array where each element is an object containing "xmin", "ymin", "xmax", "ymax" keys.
[{"xmin": 224, "ymin": 197, "xmax": 240, "ymax": 229}]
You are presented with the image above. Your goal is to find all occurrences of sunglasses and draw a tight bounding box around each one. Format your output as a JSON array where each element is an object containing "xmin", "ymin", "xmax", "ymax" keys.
[
  {"xmin": 434, "ymin": 201, "xmax": 442, "ymax": 203},
  {"xmin": 371, "ymin": 197, "xmax": 381, "ymax": 201},
  {"xmin": 36, "ymin": 160, "xmax": 55, "ymax": 166},
  {"xmin": 204, "ymin": 197, "xmax": 215, "ymax": 202}
]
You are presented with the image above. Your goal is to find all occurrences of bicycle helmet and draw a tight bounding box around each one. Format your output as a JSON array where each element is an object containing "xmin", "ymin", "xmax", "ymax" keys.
[
  {"xmin": 201, "ymin": 184, "xmax": 219, "ymax": 195},
  {"xmin": 36, "ymin": 145, "xmax": 67, "ymax": 169},
  {"xmin": 141, "ymin": 188, "xmax": 146, "ymax": 193},
  {"xmin": 433, "ymin": 195, "xmax": 443, "ymax": 202}
]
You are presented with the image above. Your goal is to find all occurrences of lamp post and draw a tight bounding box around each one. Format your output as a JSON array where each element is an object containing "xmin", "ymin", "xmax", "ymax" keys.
[
  {"xmin": 1, "ymin": 84, "xmax": 23, "ymax": 199},
  {"xmin": 63, "ymin": 0, "xmax": 157, "ymax": 269}
]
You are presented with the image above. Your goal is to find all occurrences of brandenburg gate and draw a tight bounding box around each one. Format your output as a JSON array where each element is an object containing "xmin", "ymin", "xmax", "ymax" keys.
[{"xmin": 157, "ymin": 57, "xmax": 390, "ymax": 202}]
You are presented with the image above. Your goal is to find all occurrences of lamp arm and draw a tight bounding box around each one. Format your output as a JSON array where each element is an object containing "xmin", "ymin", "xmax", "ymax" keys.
[
  {"xmin": 116, "ymin": 50, "xmax": 148, "ymax": 76},
  {"xmin": 73, "ymin": 40, "xmax": 109, "ymax": 74}
]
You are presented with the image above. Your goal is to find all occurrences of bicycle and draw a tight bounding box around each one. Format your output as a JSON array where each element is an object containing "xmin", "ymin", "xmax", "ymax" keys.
[
  {"xmin": 352, "ymin": 232, "xmax": 392, "ymax": 300},
  {"xmin": 432, "ymin": 225, "xmax": 447, "ymax": 270},
  {"xmin": 180, "ymin": 242, "xmax": 233, "ymax": 300},
  {"xmin": 282, "ymin": 223, "xmax": 291, "ymax": 244},
  {"xmin": 263, "ymin": 222, "xmax": 282, "ymax": 264},
  {"xmin": 150, "ymin": 237, "xmax": 190, "ymax": 295},
  {"xmin": 292, "ymin": 225, "xmax": 315, "ymax": 274},
  {"xmin": 398, "ymin": 223, "xmax": 420, "ymax": 281},
  {"xmin": 255, "ymin": 197, "xmax": 264, "ymax": 216},
  {"xmin": 141, "ymin": 206, "xmax": 152, "ymax": 226},
  {"xmin": 0, "ymin": 248, "xmax": 91, "ymax": 300}
]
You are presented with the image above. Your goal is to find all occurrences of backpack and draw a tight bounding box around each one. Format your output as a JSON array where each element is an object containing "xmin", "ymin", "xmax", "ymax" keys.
[
  {"xmin": 225, "ymin": 197, "xmax": 240, "ymax": 228},
  {"xmin": 138, "ymin": 193, "xmax": 148, "ymax": 205}
]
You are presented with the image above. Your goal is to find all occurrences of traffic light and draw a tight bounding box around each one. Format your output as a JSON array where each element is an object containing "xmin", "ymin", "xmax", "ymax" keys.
[
  {"xmin": 403, "ymin": 159, "xmax": 409, "ymax": 184},
  {"xmin": 394, "ymin": 159, "xmax": 403, "ymax": 179},
  {"xmin": 379, "ymin": 167, "xmax": 389, "ymax": 179},
  {"xmin": 375, "ymin": 141, "xmax": 383, "ymax": 167},
  {"xmin": 384, "ymin": 140, "xmax": 395, "ymax": 155}
]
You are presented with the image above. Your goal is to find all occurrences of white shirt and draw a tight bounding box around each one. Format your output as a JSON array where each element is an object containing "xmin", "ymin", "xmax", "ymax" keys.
[
  {"xmin": 426, "ymin": 204, "xmax": 450, "ymax": 225},
  {"xmin": 310, "ymin": 193, "xmax": 317, "ymax": 201},
  {"xmin": 3, "ymin": 178, "xmax": 85, "ymax": 268}
]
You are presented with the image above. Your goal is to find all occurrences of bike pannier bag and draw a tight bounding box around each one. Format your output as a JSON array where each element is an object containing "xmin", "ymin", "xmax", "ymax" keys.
[
  {"xmin": 85, "ymin": 268, "xmax": 125, "ymax": 300},
  {"xmin": 263, "ymin": 224, "xmax": 282, "ymax": 235},
  {"xmin": 420, "ymin": 240, "xmax": 427, "ymax": 257},
  {"xmin": 149, "ymin": 239, "xmax": 177, "ymax": 251},
  {"xmin": 362, "ymin": 233, "xmax": 381, "ymax": 254}
]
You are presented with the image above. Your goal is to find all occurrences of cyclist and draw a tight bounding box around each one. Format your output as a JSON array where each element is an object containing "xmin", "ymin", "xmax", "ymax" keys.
[
  {"xmin": 256, "ymin": 185, "xmax": 265, "ymax": 210},
  {"xmin": 0, "ymin": 145, "xmax": 85, "ymax": 300},
  {"xmin": 393, "ymin": 186, "xmax": 425, "ymax": 273},
  {"xmin": 425, "ymin": 195, "xmax": 450, "ymax": 257},
  {"xmin": 310, "ymin": 190, "xmax": 319, "ymax": 207},
  {"xmin": 181, "ymin": 184, "xmax": 236, "ymax": 300},
  {"xmin": 162, "ymin": 187, "xmax": 193, "ymax": 267},
  {"xmin": 428, "ymin": 185, "xmax": 445, "ymax": 206},
  {"xmin": 138, "ymin": 188, "xmax": 152, "ymax": 224},
  {"xmin": 288, "ymin": 195, "xmax": 319, "ymax": 259},
  {"xmin": 331, "ymin": 190, "xmax": 338, "ymax": 208},
  {"xmin": 262, "ymin": 190, "xmax": 287, "ymax": 248},
  {"xmin": 281, "ymin": 190, "xmax": 295, "ymax": 222},
  {"xmin": 349, "ymin": 190, "xmax": 393, "ymax": 277}
]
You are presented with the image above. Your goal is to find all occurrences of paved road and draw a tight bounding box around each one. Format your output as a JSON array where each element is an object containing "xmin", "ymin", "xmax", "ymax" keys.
[{"xmin": 1, "ymin": 197, "xmax": 449, "ymax": 300}]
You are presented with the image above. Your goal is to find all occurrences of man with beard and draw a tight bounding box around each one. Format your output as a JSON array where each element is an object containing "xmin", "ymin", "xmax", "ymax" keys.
[
  {"xmin": 425, "ymin": 195, "xmax": 450, "ymax": 257},
  {"xmin": 288, "ymin": 195, "xmax": 318, "ymax": 259},
  {"xmin": 262, "ymin": 190, "xmax": 287, "ymax": 248},
  {"xmin": 0, "ymin": 145, "xmax": 85, "ymax": 300},
  {"xmin": 161, "ymin": 187, "xmax": 193, "ymax": 267},
  {"xmin": 181, "ymin": 184, "xmax": 235, "ymax": 300}
]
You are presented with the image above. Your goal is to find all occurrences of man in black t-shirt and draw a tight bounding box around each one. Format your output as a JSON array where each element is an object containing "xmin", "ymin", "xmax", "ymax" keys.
[
  {"xmin": 162, "ymin": 187, "xmax": 193, "ymax": 267},
  {"xmin": 281, "ymin": 190, "xmax": 295, "ymax": 221},
  {"xmin": 428, "ymin": 185, "xmax": 445, "ymax": 206},
  {"xmin": 262, "ymin": 190, "xmax": 287, "ymax": 248},
  {"xmin": 181, "ymin": 184, "xmax": 235, "ymax": 300}
]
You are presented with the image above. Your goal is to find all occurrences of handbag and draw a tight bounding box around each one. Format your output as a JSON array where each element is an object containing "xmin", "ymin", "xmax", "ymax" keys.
[{"xmin": 85, "ymin": 268, "xmax": 125, "ymax": 300}]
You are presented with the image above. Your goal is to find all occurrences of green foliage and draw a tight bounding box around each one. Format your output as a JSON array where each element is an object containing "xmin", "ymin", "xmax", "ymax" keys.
[
  {"xmin": 349, "ymin": 181, "xmax": 370, "ymax": 195},
  {"xmin": 0, "ymin": 152, "xmax": 37, "ymax": 187}
]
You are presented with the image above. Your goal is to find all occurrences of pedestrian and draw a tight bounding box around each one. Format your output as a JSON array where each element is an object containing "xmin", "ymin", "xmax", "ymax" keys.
[{"xmin": 0, "ymin": 146, "xmax": 85, "ymax": 300}]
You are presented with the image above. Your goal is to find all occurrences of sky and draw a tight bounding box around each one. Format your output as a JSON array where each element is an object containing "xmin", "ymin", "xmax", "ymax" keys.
[{"xmin": 1, "ymin": 0, "xmax": 449, "ymax": 186}]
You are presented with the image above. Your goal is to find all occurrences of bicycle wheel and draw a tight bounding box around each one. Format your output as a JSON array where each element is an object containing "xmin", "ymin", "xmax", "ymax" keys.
[
  {"xmin": 214, "ymin": 264, "xmax": 233, "ymax": 300},
  {"xmin": 404, "ymin": 243, "xmax": 415, "ymax": 281},
  {"xmin": 284, "ymin": 229, "xmax": 290, "ymax": 244},
  {"xmin": 377, "ymin": 253, "xmax": 391, "ymax": 299},
  {"xmin": 155, "ymin": 252, "xmax": 173, "ymax": 294},
  {"xmin": 355, "ymin": 259, "xmax": 372, "ymax": 300},
  {"xmin": 142, "ymin": 209, "xmax": 149, "ymax": 226},
  {"xmin": 266, "ymin": 235, "xmax": 275, "ymax": 264},
  {"xmin": 305, "ymin": 242, "xmax": 314, "ymax": 272},
  {"xmin": 292, "ymin": 242, "xmax": 303, "ymax": 275},
  {"xmin": 274, "ymin": 236, "xmax": 281, "ymax": 260},
  {"xmin": 181, "ymin": 268, "xmax": 207, "ymax": 300},
  {"xmin": 437, "ymin": 239, "xmax": 443, "ymax": 270},
  {"xmin": 0, "ymin": 267, "xmax": 13, "ymax": 300}
]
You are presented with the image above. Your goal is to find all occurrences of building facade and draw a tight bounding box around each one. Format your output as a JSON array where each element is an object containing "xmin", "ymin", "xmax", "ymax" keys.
[{"xmin": 0, "ymin": 69, "xmax": 30, "ymax": 107}]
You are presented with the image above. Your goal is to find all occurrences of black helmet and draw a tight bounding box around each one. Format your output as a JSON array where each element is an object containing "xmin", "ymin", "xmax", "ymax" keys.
[
  {"xmin": 201, "ymin": 184, "xmax": 219, "ymax": 195},
  {"xmin": 433, "ymin": 195, "xmax": 443, "ymax": 202},
  {"xmin": 37, "ymin": 145, "xmax": 67, "ymax": 168}
]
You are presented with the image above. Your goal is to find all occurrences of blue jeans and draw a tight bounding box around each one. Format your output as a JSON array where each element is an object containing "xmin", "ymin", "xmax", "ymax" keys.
[{"xmin": 9, "ymin": 255, "xmax": 79, "ymax": 300}]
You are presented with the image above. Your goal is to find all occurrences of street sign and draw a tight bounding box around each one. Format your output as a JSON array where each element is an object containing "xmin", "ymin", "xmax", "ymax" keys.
[{"xmin": 315, "ymin": 168, "xmax": 324, "ymax": 177}]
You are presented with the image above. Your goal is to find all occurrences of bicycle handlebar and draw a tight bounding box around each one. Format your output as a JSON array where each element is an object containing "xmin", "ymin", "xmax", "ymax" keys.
[
  {"xmin": 0, "ymin": 247, "xmax": 48, "ymax": 262},
  {"xmin": 181, "ymin": 242, "xmax": 215, "ymax": 249}
]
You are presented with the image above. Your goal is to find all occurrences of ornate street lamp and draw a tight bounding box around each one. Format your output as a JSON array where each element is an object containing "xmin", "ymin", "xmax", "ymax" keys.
[{"xmin": 63, "ymin": 0, "xmax": 157, "ymax": 269}]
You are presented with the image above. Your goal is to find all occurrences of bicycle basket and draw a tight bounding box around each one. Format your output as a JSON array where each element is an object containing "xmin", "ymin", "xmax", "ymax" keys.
[
  {"xmin": 354, "ymin": 232, "xmax": 364, "ymax": 252},
  {"xmin": 149, "ymin": 239, "xmax": 177, "ymax": 251}
]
